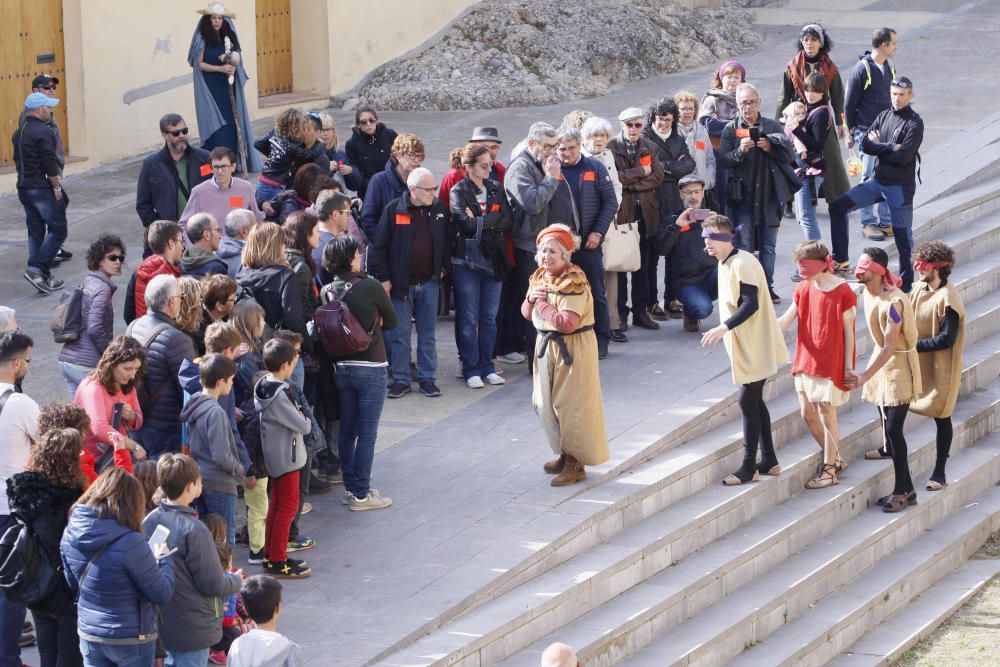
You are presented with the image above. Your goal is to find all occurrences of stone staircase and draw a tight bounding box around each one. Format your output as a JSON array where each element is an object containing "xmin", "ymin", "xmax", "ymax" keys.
[{"xmin": 371, "ymin": 155, "xmax": 1000, "ymax": 665}]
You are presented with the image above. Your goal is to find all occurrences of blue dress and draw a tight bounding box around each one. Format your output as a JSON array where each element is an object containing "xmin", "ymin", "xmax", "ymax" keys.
[{"xmin": 200, "ymin": 41, "xmax": 238, "ymax": 155}]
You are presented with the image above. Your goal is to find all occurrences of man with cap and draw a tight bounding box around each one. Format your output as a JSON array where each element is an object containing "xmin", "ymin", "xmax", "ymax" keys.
[
  {"xmin": 136, "ymin": 113, "xmax": 212, "ymax": 229},
  {"xmin": 656, "ymin": 174, "xmax": 719, "ymax": 332},
  {"xmin": 608, "ymin": 106, "xmax": 664, "ymax": 330},
  {"xmin": 829, "ymin": 76, "xmax": 923, "ymax": 292},
  {"xmin": 13, "ymin": 91, "xmax": 67, "ymax": 294}
]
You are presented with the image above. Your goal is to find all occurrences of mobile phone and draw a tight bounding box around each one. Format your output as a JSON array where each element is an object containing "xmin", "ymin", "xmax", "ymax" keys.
[
  {"xmin": 749, "ymin": 126, "xmax": 761, "ymax": 143},
  {"xmin": 111, "ymin": 402, "xmax": 125, "ymax": 431},
  {"xmin": 688, "ymin": 209, "xmax": 713, "ymax": 221},
  {"xmin": 148, "ymin": 524, "xmax": 177, "ymax": 560}
]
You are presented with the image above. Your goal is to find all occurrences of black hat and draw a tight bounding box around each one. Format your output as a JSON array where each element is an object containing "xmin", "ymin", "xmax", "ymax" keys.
[
  {"xmin": 470, "ymin": 127, "xmax": 502, "ymax": 143},
  {"xmin": 31, "ymin": 74, "xmax": 59, "ymax": 89}
]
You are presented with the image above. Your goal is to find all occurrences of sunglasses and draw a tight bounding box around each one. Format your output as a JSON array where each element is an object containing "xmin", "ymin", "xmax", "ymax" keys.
[
  {"xmin": 166, "ymin": 128, "xmax": 190, "ymax": 137},
  {"xmin": 105, "ymin": 254, "xmax": 126, "ymax": 263},
  {"xmin": 890, "ymin": 79, "xmax": 912, "ymax": 89},
  {"xmin": 308, "ymin": 111, "xmax": 322, "ymax": 121},
  {"xmin": 358, "ymin": 118, "xmax": 377, "ymax": 125},
  {"xmin": 625, "ymin": 122, "xmax": 644, "ymax": 128},
  {"xmin": 39, "ymin": 85, "xmax": 56, "ymax": 91}
]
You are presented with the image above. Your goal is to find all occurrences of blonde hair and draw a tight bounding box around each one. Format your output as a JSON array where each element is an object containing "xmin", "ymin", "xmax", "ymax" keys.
[
  {"xmin": 390, "ymin": 134, "xmax": 425, "ymax": 162},
  {"xmin": 231, "ymin": 299, "xmax": 266, "ymax": 354},
  {"xmin": 317, "ymin": 112, "xmax": 339, "ymax": 150},
  {"xmin": 561, "ymin": 110, "xmax": 593, "ymax": 130},
  {"xmin": 782, "ymin": 101, "xmax": 807, "ymax": 123},
  {"xmin": 275, "ymin": 108, "xmax": 307, "ymax": 140},
  {"xmin": 241, "ymin": 222, "xmax": 286, "ymax": 269},
  {"xmin": 673, "ymin": 90, "xmax": 699, "ymax": 116},
  {"xmin": 175, "ymin": 277, "xmax": 203, "ymax": 333}
]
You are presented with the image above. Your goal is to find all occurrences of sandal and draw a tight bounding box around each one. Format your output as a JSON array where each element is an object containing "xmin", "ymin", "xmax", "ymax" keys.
[
  {"xmin": 835, "ymin": 457, "xmax": 848, "ymax": 474},
  {"xmin": 805, "ymin": 463, "xmax": 839, "ymax": 489},
  {"xmin": 865, "ymin": 448, "xmax": 890, "ymax": 460},
  {"xmin": 926, "ymin": 479, "xmax": 947, "ymax": 491},
  {"xmin": 877, "ymin": 490, "xmax": 917, "ymax": 507},
  {"xmin": 882, "ymin": 493, "xmax": 914, "ymax": 513},
  {"xmin": 757, "ymin": 460, "xmax": 782, "ymax": 476},
  {"xmin": 722, "ymin": 470, "xmax": 760, "ymax": 486}
]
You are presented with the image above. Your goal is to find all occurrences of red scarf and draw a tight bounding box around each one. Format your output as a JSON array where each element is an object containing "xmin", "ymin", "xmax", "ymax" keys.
[{"xmin": 787, "ymin": 52, "xmax": 839, "ymax": 103}]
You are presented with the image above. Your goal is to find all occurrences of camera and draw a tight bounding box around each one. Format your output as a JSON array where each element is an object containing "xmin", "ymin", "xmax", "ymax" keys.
[{"xmin": 688, "ymin": 208, "xmax": 713, "ymax": 221}]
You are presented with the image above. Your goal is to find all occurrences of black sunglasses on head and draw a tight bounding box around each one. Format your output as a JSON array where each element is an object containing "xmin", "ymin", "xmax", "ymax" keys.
[{"xmin": 890, "ymin": 79, "xmax": 912, "ymax": 89}]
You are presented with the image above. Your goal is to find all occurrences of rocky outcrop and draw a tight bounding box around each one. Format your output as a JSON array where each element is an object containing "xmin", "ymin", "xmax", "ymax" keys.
[{"xmin": 353, "ymin": 0, "xmax": 763, "ymax": 111}]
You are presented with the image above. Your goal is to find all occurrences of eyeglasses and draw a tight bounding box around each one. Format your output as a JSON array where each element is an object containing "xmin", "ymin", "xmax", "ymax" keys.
[
  {"xmin": 358, "ymin": 118, "xmax": 377, "ymax": 125},
  {"xmin": 166, "ymin": 128, "xmax": 189, "ymax": 137},
  {"xmin": 321, "ymin": 127, "xmax": 335, "ymax": 131},
  {"xmin": 625, "ymin": 122, "xmax": 644, "ymax": 128},
  {"xmin": 211, "ymin": 163, "xmax": 233, "ymax": 170},
  {"xmin": 890, "ymin": 79, "xmax": 912, "ymax": 89},
  {"xmin": 738, "ymin": 100, "xmax": 760, "ymax": 108},
  {"xmin": 104, "ymin": 254, "xmax": 126, "ymax": 263},
  {"xmin": 412, "ymin": 185, "xmax": 438, "ymax": 193},
  {"xmin": 208, "ymin": 227, "xmax": 222, "ymax": 234},
  {"xmin": 541, "ymin": 142, "xmax": 558, "ymax": 150}
]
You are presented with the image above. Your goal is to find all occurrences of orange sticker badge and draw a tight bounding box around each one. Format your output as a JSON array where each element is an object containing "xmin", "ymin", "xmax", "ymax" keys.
[
  {"xmin": 639, "ymin": 155, "xmax": 652, "ymax": 167},
  {"xmin": 490, "ymin": 204, "xmax": 501, "ymax": 213},
  {"xmin": 735, "ymin": 128, "xmax": 751, "ymax": 139},
  {"xmin": 583, "ymin": 171, "xmax": 596, "ymax": 182},
  {"xmin": 695, "ymin": 140, "xmax": 706, "ymax": 151},
  {"xmin": 228, "ymin": 196, "xmax": 244, "ymax": 208},
  {"xmin": 395, "ymin": 213, "xmax": 411, "ymax": 225},
  {"xmin": 200, "ymin": 163, "xmax": 212, "ymax": 177}
]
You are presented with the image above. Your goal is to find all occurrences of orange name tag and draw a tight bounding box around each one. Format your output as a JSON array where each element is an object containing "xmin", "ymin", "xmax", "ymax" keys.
[
  {"xmin": 639, "ymin": 155, "xmax": 652, "ymax": 167},
  {"xmin": 490, "ymin": 204, "xmax": 501, "ymax": 213},
  {"xmin": 735, "ymin": 128, "xmax": 751, "ymax": 139},
  {"xmin": 200, "ymin": 164, "xmax": 212, "ymax": 177},
  {"xmin": 583, "ymin": 171, "xmax": 596, "ymax": 182},
  {"xmin": 695, "ymin": 140, "xmax": 706, "ymax": 151},
  {"xmin": 679, "ymin": 224, "xmax": 691, "ymax": 232},
  {"xmin": 229, "ymin": 196, "xmax": 244, "ymax": 208},
  {"xmin": 395, "ymin": 213, "xmax": 411, "ymax": 225}
]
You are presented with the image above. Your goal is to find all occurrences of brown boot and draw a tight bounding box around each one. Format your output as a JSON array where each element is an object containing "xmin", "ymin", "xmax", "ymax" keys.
[
  {"xmin": 543, "ymin": 454, "xmax": 566, "ymax": 474},
  {"xmin": 683, "ymin": 318, "xmax": 700, "ymax": 333},
  {"xmin": 551, "ymin": 454, "xmax": 586, "ymax": 486}
]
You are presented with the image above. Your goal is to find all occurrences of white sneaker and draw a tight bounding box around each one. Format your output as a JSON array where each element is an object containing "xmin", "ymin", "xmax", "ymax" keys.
[
  {"xmin": 497, "ymin": 352, "xmax": 527, "ymax": 364},
  {"xmin": 467, "ymin": 376, "xmax": 484, "ymax": 389},
  {"xmin": 485, "ymin": 373, "xmax": 506, "ymax": 385},
  {"xmin": 301, "ymin": 502, "xmax": 313, "ymax": 515},
  {"xmin": 341, "ymin": 490, "xmax": 353, "ymax": 506},
  {"xmin": 348, "ymin": 489, "xmax": 392, "ymax": 511}
]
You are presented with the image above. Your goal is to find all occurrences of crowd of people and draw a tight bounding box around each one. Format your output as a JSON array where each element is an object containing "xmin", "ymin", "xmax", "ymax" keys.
[{"xmin": 3, "ymin": 6, "xmax": 958, "ymax": 666}]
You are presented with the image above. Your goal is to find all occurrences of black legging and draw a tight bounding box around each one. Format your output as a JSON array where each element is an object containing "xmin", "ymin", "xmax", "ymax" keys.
[
  {"xmin": 736, "ymin": 379, "xmax": 777, "ymax": 479},
  {"xmin": 878, "ymin": 404, "xmax": 914, "ymax": 495},
  {"xmin": 931, "ymin": 416, "xmax": 953, "ymax": 483}
]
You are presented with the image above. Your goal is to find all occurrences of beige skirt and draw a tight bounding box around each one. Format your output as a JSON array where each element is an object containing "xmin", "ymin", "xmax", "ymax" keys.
[{"xmin": 795, "ymin": 372, "xmax": 850, "ymax": 407}]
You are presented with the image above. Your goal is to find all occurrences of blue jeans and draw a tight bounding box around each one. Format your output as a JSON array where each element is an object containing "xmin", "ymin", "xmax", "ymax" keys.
[
  {"xmin": 59, "ymin": 361, "xmax": 93, "ymax": 399},
  {"xmin": 854, "ymin": 129, "xmax": 891, "ymax": 227},
  {"xmin": 794, "ymin": 175, "xmax": 824, "ymax": 241},
  {"xmin": 677, "ymin": 268, "xmax": 718, "ymax": 321},
  {"xmin": 452, "ymin": 263, "xmax": 502, "ymax": 379},
  {"xmin": 195, "ymin": 492, "xmax": 237, "ymax": 545},
  {"xmin": 830, "ymin": 178, "xmax": 916, "ymax": 290},
  {"xmin": 572, "ymin": 246, "xmax": 610, "ymax": 344},
  {"xmin": 18, "ymin": 187, "xmax": 69, "ymax": 276},
  {"xmin": 0, "ymin": 516, "xmax": 26, "ymax": 667},
  {"xmin": 390, "ymin": 279, "xmax": 439, "ymax": 383},
  {"xmin": 732, "ymin": 203, "xmax": 779, "ymax": 288},
  {"xmin": 165, "ymin": 648, "xmax": 209, "ymax": 667},
  {"xmin": 79, "ymin": 640, "xmax": 155, "ymax": 667},
  {"xmin": 336, "ymin": 364, "xmax": 387, "ymax": 499},
  {"xmin": 134, "ymin": 426, "xmax": 181, "ymax": 459}
]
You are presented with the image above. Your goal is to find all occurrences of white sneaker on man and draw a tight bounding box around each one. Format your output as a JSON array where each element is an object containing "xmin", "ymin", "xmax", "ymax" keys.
[
  {"xmin": 347, "ymin": 489, "xmax": 392, "ymax": 511},
  {"xmin": 485, "ymin": 373, "xmax": 506, "ymax": 385},
  {"xmin": 467, "ymin": 376, "xmax": 484, "ymax": 389},
  {"xmin": 497, "ymin": 352, "xmax": 526, "ymax": 364}
]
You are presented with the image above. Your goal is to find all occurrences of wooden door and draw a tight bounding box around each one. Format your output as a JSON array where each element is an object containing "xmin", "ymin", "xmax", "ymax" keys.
[
  {"xmin": 0, "ymin": 0, "xmax": 68, "ymax": 168},
  {"xmin": 255, "ymin": 0, "xmax": 293, "ymax": 97}
]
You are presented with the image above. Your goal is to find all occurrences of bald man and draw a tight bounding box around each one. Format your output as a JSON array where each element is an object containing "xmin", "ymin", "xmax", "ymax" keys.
[{"xmin": 540, "ymin": 642, "xmax": 579, "ymax": 667}]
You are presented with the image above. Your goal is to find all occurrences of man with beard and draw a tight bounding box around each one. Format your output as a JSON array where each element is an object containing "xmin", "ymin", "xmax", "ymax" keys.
[{"xmin": 136, "ymin": 113, "xmax": 212, "ymax": 229}]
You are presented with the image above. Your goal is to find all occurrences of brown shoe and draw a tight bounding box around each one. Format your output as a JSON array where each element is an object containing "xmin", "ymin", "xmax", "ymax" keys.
[
  {"xmin": 633, "ymin": 311, "xmax": 660, "ymax": 330},
  {"xmin": 649, "ymin": 304, "xmax": 669, "ymax": 321},
  {"xmin": 882, "ymin": 493, "xmax": 914, "ymax": 513},
  {"xmin": 683, "ymin": 318, "xmax": 700, "ymax": 333},
  {"xmin": 551, "ymin": 454, "xmax": 586, "ymax": 486},
  {"xmin": 543, "ymin": 454, "xmax": 566, "ymax": 474}
]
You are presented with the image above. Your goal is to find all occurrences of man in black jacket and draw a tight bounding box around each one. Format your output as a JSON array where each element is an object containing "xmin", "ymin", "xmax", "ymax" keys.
[
  {"xmin": 830, "ymin": 76, "xmax": 923, "ymax": 291},
  {"xmin": 136, "ymin": 113, "xmax": 211, "ymax": 228},
  {"xmin": 372, "ymin": 167, "xmax": 449, "ymax": 399}
]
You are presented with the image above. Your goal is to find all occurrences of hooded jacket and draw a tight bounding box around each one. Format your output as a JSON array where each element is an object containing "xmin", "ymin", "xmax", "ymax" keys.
[
  {"xmin": 861, "ymin": 104, "xmax": 923, "ymax": 187},
  {"xmin": 359, "ymin": 159, "xmax": 408, "ymax": 238},
  {"xmin": 135, "ymin": 144, "xmax": 212, "ymax": 226},
  {"xmin": 142, "ymin": 501, "xmax": 241, "ymax": 652},
  {"xmin": 58, "ymin": 270, "xmax": 117, "ymax": 369},
  {"xmin": 228, "ymin": 629, "xmax": 303, "ymax": 667},
  {"xmin": 370, "ymin": 191, "xmax": 450, "ymax": 299},
  {"xmin": 180, "ymin": 393, "xmax": 245, "ymax": 495},
  {"xmin": 179, "ymin": 246, "xmax": 228, "ymax": 278},
  {"xmin": 126, "ymin": 310, "xmax": 196, "ymax": 433},
  {"xmin": 254, "ymin": 376, "xmax": 310, "ymax": 478},
  {"xmin": 178, "ymin": 359, "xmax": 251, "ymax": 474},
  {"xmin": 345, "ymin": 123, "xmax": 399, "ymax": 199},
  {"xmin": 844, "ymin": 53, "xmax": 894, "ymax": 132},
  {"xmin": 236, "ymin": 264, "xmax": 310, "ymax": 353},
  {"xmin": 217, "ymin": 236, "xmax": 244, "ymax": 277},
  {"xmin": 60, "ymin": 505, "xmax": 175, "ymax": 644},
  {"xmin": 133, "ymin": 254, "xmax": 181, "ymax": 319}
]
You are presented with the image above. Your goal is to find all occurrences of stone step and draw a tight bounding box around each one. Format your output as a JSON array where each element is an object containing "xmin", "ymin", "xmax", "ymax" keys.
[
  {"xmin": 827, "ymin": 559, "xmax": 1000, "ymax": 667},
  {"xmin": 617, "ymin": 434, "xmax": 1000, "ymax": 667},
  {"xmin": 727, "ymin": 486, "xmax": 1000, "ymax": 667},
  {"xmin": 381, "ymin": 322, "xmax": 1000, "ymax": 667},
  {"xmin": 501, "ymin": 381, "xmax": 1000, "ymax": 667}
]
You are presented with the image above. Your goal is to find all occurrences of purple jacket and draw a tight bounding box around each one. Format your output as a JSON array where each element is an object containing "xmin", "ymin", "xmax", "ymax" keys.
[{"xmin": 59, "ymin": 271, "xmax": 116, "ymax": 369}]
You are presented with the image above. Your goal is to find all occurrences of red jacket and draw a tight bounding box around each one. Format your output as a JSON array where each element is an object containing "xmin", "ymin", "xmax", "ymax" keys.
[
  {"xmin": 438, "ymin": 160, "xmax": 506, "ymax": 207},
  {"xmin": 134, "ymin": 254, "xmax": 181, "ymax": 318}
]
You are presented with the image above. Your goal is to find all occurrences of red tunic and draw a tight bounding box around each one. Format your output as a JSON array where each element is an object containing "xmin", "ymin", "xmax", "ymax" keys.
[{"xmin": 792, "ymin": 280, "xmax": 857, "ymax": 390}]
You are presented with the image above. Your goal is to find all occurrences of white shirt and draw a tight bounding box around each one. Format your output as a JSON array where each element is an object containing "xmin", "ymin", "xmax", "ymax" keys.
[{"xmin": 0, "ymin": 383, "xmax": 40, "ymax": 516}]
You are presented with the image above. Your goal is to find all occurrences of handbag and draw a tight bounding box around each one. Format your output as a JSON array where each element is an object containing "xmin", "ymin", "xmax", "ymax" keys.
[
  {"xmin": 464, "ymin": 219, "xmax": 494, "ymax": 276},
  {"xmin": 602, "ymin": 221, "xmax": 641, "ymax": 272}
]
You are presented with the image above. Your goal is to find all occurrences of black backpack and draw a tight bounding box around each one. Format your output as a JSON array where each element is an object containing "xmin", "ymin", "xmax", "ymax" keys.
[
  {"xmin": 51, "ymin": 283, "xmax": 85, "ymax": 343},
  {"xmin": 0, "ymin": 518, "xmax": 64, "ymax": 607}
]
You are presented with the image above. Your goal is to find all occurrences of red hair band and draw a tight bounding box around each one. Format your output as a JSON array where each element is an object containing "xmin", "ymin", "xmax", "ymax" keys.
[
  {"xmin": 913, "ymin": 259, "xmax": 951, "ymax": 273},
  {"xmin": 855, "ymin": 256, "xmax": 902, "ymax": 290}
]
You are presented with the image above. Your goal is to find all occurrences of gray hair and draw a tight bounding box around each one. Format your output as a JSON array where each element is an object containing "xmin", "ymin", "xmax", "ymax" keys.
[
  {"xmin": 581, "ymin": 116, "xmax": 613, "ymax": 140},
  {"xmin": 0, "ymin": 306, "xmax": 16, "ymax": 332},
  {"xmin": 735, "ymin": 82, "xmax": 760, "ymax": 100},
  {"xmin": 224, "ymin": 209, "xmax": 255, "ymax": 238},
  {"xmin": 406, "ymin": 166, "xmax": 434, "ymax": 188},
  {"xmin": 555, "ymin": 125, "xmax": 582, "ymax": 145},
  {"xmin": 527, "ymin": 122, "xmax": 557, "ymax": 143},
  {"xmin": 145, "ymin": 274, "xmax": 178, "ymax": 314},
  {"xmin": 186, "ymin": 213, "xmax": 217, "ymax": 243},
  {"xmin": 534, "ymin": 236, "xmax": 574, "ymax": 266}
]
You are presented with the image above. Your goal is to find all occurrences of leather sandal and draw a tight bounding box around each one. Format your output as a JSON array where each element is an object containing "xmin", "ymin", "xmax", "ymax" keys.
[
  {"xmin": 722, "ymin": 470, "xmax": 760, "ymax": 486},
  {"xmin": 865, "ymin": 448, "xmax": 890, "ymax": 460},
  {"xmin": 882, "ymin": 493, "xmax": 913, "ymax": 513},
  {"xmin": 877, "ymin": 490, "xmax": 917, "ymax": 507},
  {"xmin": 835, "ymin": 457, "xmax": 848, "ymax": 474},
  {"xmin": 805, "ymin": 464, "xmax": 839, "ymax": 489},
  {"xmin": 543, "ymin": 454, "xmax": 566, "ymax": 475},
  {"xmin": 926, "ymin": 479, "xmax": 947, "ymax": 491},
  {"xmin": 758, "ymin": 463, "xmax": 782, "ymax": 476}
]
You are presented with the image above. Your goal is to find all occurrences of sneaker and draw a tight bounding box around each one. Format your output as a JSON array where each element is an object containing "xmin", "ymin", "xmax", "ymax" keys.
[
  {"xmin": 327, "ymin": 471, "xmax": 344, "ymax": 485},
  {"xmin": 419, "ymin": 380, "xmax": 441, "ymax": 397},
  {"xmin": 55, "ymin": 246, "xmax": 73, "ymax": 260},
  {"xmin": 342, "ymin": 489, "xmax": 354, "ymax": 505},
  {"xmin": 454, "ymin": 366, "xmax": 464, "ymax": 379},
  {"xmin": 23, "ymin": 271, "xmax": 64, "ymax": 294},
  {"xmin": 286, "ymin": 536, "xmax": 316, "ymax": 552},
  {"xmin": 348, "ymin": 489, "xmax": 393, "ymax": 511},
  {"xmin": 791, "ymin": 271, "xmax": 803, "ymax": 282},
  {"xmin": 598, "ymin": 342, "xmax": 608, "ymax": 360},
  {"xmin": 467, "ymin": 375, "xmax": 484, "ymax": 389},
  {"xmin": 387, "ymin": 382, "xmax": 411, "ymax": 399},
  {"xmin": 862, "ymin": 224, "xmax": 886, "ymax": 241},
  {"xmin": 609, "ymin": 329, "xmax": 628, "ymax": 343},
  {"xmin": 286, "ymin": 556, "xmax": 307, "ymax": 567},
  {"xmin": 769, "ymin": 288, "xmax": 782, "ymax": 304},
  {"xmin": 649, "ymin": 304, "xmax": 669, "ymax": 321},
  {"xmin": 247, "ymin": 549, "xmax": 264, "ymax": 565},
  {"xmin": 833, "ymin": 261, "xmax": 851, "ymax": 278},
  {"xmin": 484, "ymin": 373, "xmax": 505, "ymax": 385},
  {"xmin": 878, "ymin": 224, "xmax": 894, "ymax": 237},
  {"xmin": 493, "ymin": 362, "xmax": 504, "ymax": 375},
  {"xmin": 301, "ymin": 502, "xmax": 313, "ymax": 515},
  {"xmin": 497, "ymin": 352, "xmax": 526, "ymax": 364},
  {"xmin": 209, "ymin": 649, "xmax": 227, "ymax": 665},
  {"xmin": 265, "ymin": 559, "xmax": 312, "ymax": 579}
]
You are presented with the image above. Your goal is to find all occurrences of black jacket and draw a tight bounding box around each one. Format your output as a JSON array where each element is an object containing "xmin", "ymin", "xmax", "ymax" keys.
[
  {"xmin": 370, "ymin": 192, "xmax": 449, "ymax": 299},
  {"xmin": 236, "ymin": 264, "xmax": 310, "ymax": 352},
  {"xmin": 285, "ymin": 249, "xmax": 319, "ymax": 322},
  {"xmin": 126, "ymin": 311, "xmax": 196, "ymax": 433},
  {"xmin": 135, "ymin": 145, "xmax": 211, "ymax": 226},
  {"xmin": 254, "ymin": 131, "xmax": 326, "ymax": 187},
  {"xmin": 643, "ymin": 128, "xmax": 696, "ymax": 216},
  {"xmin": 344, "ymin": 123, "xmax": 398, "ymax": 198},
  {"xmin": 861, "ymin": 105, "xmax": 923, "ymax": 187},
  {"xmin": 12, "ymin": 116, "xmax": 60, "ymax": 189},
  {"xmin": 449, "ymin": 178, "xmax": 514, "ymax": 282},
  {"xmin": 657, "ymin": 211, "xmax": 718, "ymax": 293}
]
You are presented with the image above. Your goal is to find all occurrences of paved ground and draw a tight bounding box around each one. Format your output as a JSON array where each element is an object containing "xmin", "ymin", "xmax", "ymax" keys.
[{"xmin": 10, "ymin": 0, "xmax": 1000, "ymax": 664}]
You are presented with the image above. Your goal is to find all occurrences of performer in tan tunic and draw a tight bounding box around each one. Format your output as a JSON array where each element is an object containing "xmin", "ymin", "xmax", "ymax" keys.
[
  {"xmin": 847, "ymin": 247, "xmax": 922, "ymax": 513},
  {"xmin": 522, "ymin": 224, "xmax": 609, "ymax": 486},
  {"xmin": 910, "ymin": 241, "xmax": 965, "ymax": 490},
  {"xmin": 701, "ymin": 215, "xmax": 789, "ymax": 485}
]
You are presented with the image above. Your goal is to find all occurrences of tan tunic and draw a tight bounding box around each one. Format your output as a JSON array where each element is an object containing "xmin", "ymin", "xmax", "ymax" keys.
[
  {"xmin": 861, "ymin": 287, "xmax": 922, "ymax": 406},
  {"xmin": 530, "ymin": 267, "xmax": 609, "ymax": 466},
  {"xmin": 910, "ymin": 281, "xmax": 965, "ymax": 418},
  {"xmin": 718, "ymin": 250, "xmax": 789, "ymax": 384}
]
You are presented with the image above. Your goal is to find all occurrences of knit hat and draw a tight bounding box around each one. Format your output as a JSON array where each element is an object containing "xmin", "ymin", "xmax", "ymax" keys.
[
  {"xmin": 535, "ymin": 224, "xmax": 579, "ymax": 254},
  {"xmin": 718, "ymin": 60, "xmax": 746, "ymax": 82}
]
